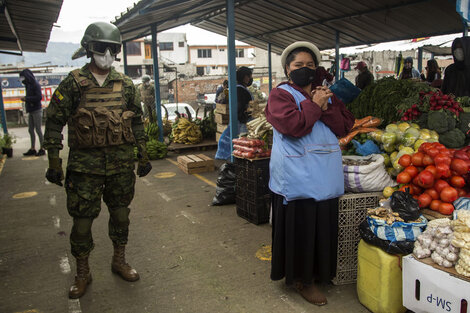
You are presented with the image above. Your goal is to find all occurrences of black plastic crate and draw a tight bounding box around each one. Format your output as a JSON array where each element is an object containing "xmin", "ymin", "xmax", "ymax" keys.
[{"xmin": 234, "ymin": 157, "xmax": 271, "ymax": 225}]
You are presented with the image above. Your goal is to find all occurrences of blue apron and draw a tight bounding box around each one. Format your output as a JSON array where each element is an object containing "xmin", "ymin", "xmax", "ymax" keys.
[{"xmin": 269, "ymin": 84, "xmax": 344, "ymax": 202}]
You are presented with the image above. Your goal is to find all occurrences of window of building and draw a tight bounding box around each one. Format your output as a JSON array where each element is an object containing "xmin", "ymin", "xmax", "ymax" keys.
[
  {"xmin": 126, "ymin": 41, "xmax": 141, "ymax": 56},
  {"xmin": 196, "ymin": 67, "xmax": 205, "ymax": 76},
  {"xmin": 212, "ymin": 66, "xmax": 218, "ymax": 70},
  {"xmin": 197, "ymin": 49, "xmax": 212, "ymax": 58},
  {"xmin": 178, "ymin": 41, "xmax": 185, "ymax": 48},
  {"xmin": 159, "ymin": 42, "xmax": 174, "ymax": 51},
  {"xmin": 144, "ymin": 43, "xmax": 152, "ymax": 59},
  {"xmin": 236, "ymin": 48, "xmax": 244, "ymax": 58},
  {"xmin": 219, "ymin": 48, "xmax": 225, "ymax": 52}
]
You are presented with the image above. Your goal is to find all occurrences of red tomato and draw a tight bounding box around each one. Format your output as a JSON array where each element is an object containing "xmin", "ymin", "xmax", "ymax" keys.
[
  {"xmin": 411, "ymin": 184, "xmax": 423, "ymax": 195},
  {"xmin": 397, "ymin": 172, "xmax": 412, "ymax": 184},
  {"xmin": 440, "ymin": 187, "xmax": 459, "ymax": 203},
  {"xmin": 423, "ymin": 154, "xmax": 434, "ymax": 166},
  {"xmin": 450, "ymin": 159, "xmax": 469, "ymax": 175},
  {"xmin": 456, "ymin": 188, "xmax": 467, "ymax": 197},
  {"xmin": 448, "ymin": 149, "xmax": 457, "ymax": 158},
  {"xmin": 434, "ymin": 179, "xmax": 450, "ymax": 193},
  {"xmin": 454, "ymin": 150, "xmax": 470, "ymax": 160},
  {"xmin": 398, "ymin": 155, "xmax": 412, "ymax": 168},
  {"xmin": 419, "ymin": 142, "xmax": 431, "ymax": 153},
  {"xmin": 434, "ymin": 153, "xmax": 452, "ymax": 165},
  {"xmin": 424, "ymin": 165, "xmax": 440, "ymax": 179},
  {"xmin": 404, "ymin": 166, "xmax": 419, "ymax": 178},
  {"xmin": 411, "ymin": 152, "xmax": 425, "ymax": 167},
  {"xmin": 412, "ymin": 176, "xmax": 420, "ymax": 187},
  {"xmin": 427, "ymin": 148, "xmax": 440, "ymax": 158},
  {"xmin": 399, "ymin": 184, "xmax": 413, "ymax": 193},
  {"xmin": 450, "ymin": 176, "xmax": 466, "ymax": 188},
  {"xmin": 433, "ymin": 143, "xmax": 447, "ymax": 150},
  {"xmin": 417, "ymin": 170, "xmax": 435, "ymax": 189},
  {"xmin": 418, "ymin": 193, "xmax": 432, "ymax": 208},
  {"xmin": 436, "ymin": 163, "xmax": 451, "ymax": 178},
  {"xmin": 413, "ymin": 195, "xmax": 419, "ymax": 200},
  {"xmin": 424, "ymin": 188, "xmax": 440, "ymax": 200},
  {"xmin": 438, "ymin": 202, "xmax": 454, "ymax": 215},
  {"xmin": 430, "ymin": 200, "xmax": 442, "ymax": 211}
]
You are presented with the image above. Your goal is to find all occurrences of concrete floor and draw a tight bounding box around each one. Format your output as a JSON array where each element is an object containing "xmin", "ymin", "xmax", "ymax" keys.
[{"xmin": 0, "ymin": 127, "xmax": 368, "ymax": 313}]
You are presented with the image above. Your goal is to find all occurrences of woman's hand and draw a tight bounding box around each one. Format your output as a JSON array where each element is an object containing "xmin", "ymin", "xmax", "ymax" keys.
[{"xmin": 311, "ymin": 86, "xmax": 332, "ymax": 111}]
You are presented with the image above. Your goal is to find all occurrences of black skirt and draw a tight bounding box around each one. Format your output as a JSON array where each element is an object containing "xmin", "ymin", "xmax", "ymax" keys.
[{"xmin": 271, "ymin": 193, "xmax": 339, "ymax": 286}]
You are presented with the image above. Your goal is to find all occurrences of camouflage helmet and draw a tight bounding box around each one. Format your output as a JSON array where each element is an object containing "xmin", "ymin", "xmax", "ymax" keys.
[
  {"xmin": 72, "ymin": 22, "xmax": 122, "ymax": 60},
  {"xmin": 142, "ymin": 75, "xmax": 151, "ymax": 83}
]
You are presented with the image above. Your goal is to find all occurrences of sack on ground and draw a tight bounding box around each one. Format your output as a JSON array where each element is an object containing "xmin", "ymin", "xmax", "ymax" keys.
[
  {"xmin": 367, "ymin": 215, "xmax": 427, "ymax": 243},
  {"xmin": 343, "ymin": 154, "xmax": 395, "ymax": 193},
  {"xmin": 212, "ymin": 162, "xmax": 236, "ymax": 205}
]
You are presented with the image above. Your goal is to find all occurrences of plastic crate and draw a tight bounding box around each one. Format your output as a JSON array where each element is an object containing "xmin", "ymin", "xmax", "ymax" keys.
[
  {"xmin": 333, "ymin": 192, "xmax": 382, "ymax": 285},
  {"xmin": 235, "ymin": 157, "xmax": 271, "ymax": 225}
]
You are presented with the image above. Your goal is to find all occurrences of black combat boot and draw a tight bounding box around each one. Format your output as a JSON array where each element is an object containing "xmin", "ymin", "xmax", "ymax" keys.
[
  {"xmin": 69, "ymin": 256, "xmax": 92, "ymax": 299},
  {"xmin": 111, "ymin": 244, "xmax": 140, "ymax": 282},
  {"xmin": 23, "ymin": 149, "xmax": 36, "ymax": 156}
]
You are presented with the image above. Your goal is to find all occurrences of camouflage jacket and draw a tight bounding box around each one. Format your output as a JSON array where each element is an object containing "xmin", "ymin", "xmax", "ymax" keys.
[
  {"xmin": 44, "ymin": 64, "xmax": 146, "ymax": 176},
  {"xmin": 138, "ymin": 83, "xmax": 155, "ymax": 106}
]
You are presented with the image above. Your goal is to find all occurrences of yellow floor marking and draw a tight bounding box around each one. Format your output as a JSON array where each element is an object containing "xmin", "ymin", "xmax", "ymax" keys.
[
  {"xmin": 193, "ymin": 174, "xmax": 217, "ymax": 188},
  {"xmin": 15, "ymin": 310, "xmax": 40, "ymax": 313},
  {"xmin": 0, "ymin": 154, "xmax": 5, "ymax": 175},
  {"xmin": 154, "ymin": 172, "xmax": 176, "ymax": 179},
  {"xmin": 22, "ymin": 156, "xmax": 39, "ymax": 161},
  {"xmin": 166, "ymin": 158, "xmax": 217, "ymax": 187},
  {"xmin": 255, "ymin": 245, "xmax": 272, "ymax": 261},
  {"xmin": 12, "ymin": 191, "xmax": 38, "ymax": 199}
]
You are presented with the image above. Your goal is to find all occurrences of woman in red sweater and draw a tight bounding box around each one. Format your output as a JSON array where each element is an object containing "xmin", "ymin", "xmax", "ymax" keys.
[{"xmin": 266, "ymin": 41, "xmax": 354, "ymax": 306}]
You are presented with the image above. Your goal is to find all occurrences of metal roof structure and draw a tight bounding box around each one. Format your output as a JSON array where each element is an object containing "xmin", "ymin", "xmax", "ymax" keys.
[
  {"xmin": 0, "ymin": 0, "xmax": 63, "ymax": 53},
  {"xmin": 114, "ymin": 0, "xmax": 465, "ymax": 54}
]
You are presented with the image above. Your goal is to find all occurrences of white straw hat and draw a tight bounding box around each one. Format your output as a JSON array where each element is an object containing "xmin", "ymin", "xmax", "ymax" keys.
[{"xmin": 281, "ymin": 41, "xmax": 321, "ymax": 71}]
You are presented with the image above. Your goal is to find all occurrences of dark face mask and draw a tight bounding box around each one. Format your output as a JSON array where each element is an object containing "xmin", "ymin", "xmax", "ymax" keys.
[{"xmin": 289, "ymin": 67, "xmax": 316, "ymax": 87}]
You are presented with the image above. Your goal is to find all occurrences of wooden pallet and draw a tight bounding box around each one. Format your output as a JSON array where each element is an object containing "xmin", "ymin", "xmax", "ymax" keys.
[
  {"xmin": 168, "ymin": 139, "xmax": 218, "ymax": 153},
  {"xmin": 177, "ymin": 154, "xmax": 215, "ymax": 174},
  {"xmin": 215, "ymin": 112, "xmax": 229, "ymax": 124},
  {"xmin": 216, "ymin": 103, "xmax": 229, "ymax": 115}
]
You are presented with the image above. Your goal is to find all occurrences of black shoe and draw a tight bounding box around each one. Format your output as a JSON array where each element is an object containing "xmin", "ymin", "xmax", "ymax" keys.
[
  {"xmin": 36, "ymin": 149, "xmax": 45, "ymax": 156},
  {"xmin": 23, "ymin": 149, "xmax": 37, "ymax": 156}
]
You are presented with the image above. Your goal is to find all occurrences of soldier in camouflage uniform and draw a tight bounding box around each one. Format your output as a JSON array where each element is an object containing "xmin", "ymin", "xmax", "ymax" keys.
[
  {"xmin": 43, "ymin": 22, "xmax": 152, "ymax": 299},
  {"xmin": 138, "ymin": 75, "xmax": 156, "ymax": 122}
]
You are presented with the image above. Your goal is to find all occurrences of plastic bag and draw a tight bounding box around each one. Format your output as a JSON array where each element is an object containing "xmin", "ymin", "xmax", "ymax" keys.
[
  {"xmin": 390, "ymin": 190, "xmax": 420, "ymax": 222},
  {"xmin": 351, "ymin": 139, "xmax": 381, "ymax": 156},
  {"xmin": 215, "ymin": 126, "xmax": 231, "ymax": 160},
  {"xmin": 453, "ymin": 197, "xmax": 470, "ymax": 219},
  {"xmin": 211, "ymin": 162, "xmax": 236, "ymax": 205},
  {"xmin": 359, "ymin": 220, "xmax": 414, "ymax": 255},
  {"xmin": 367, "ymin": 215, "xmax": 427, "ymax": 242},
  {"xmin": 329, "ymin": 78, "xmax": 361, "ymax": 104}
]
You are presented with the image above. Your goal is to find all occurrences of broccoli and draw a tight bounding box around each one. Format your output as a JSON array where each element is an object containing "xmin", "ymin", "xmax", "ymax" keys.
[
  {"xmin": 439, "ymin": 129, "xmax": 466, "ymax": 148},
  {"xmin": 458, "ymin": 112, "xmax": 470, "ymax": 138},
  {"xmin": 427, "ymin": 111, "xmax": 456, "ymax": 134}
]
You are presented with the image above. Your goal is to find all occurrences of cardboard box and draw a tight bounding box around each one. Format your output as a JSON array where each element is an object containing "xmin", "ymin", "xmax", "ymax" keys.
[
  {"xmin": 215, "ymin": 113, "xmax": 229, "ymax": 124},
  {"xmin": 402, "ymin": 255, "xmax": 470, "ymax": 313},
  {"xmin": 216, "ymin": 103, "xmax": 229, "ymax": 115},
  {"xmin": 217, "ymin": 123, "xmax": 228, "ymax": 133}
]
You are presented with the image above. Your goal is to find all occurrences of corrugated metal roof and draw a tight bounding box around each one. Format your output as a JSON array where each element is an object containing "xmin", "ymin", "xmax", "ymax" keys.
[
  {"xmin": 114, "ymin": 0, "xmax": 464, "ymax": 54},
  {"xmin": 0, "ymin": 0, "xmax": 63, "ymax": 53}
]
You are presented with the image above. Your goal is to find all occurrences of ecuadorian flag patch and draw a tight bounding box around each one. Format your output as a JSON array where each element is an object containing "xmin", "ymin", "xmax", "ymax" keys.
[{"xmin": 52, "ymin": 89, "xmax": 64, "ymax": 103}]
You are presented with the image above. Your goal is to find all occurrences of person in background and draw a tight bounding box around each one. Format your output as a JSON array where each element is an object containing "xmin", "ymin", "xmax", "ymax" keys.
[
  {"xmin": 266, "ymin": 41, "xmax": 355, "ymax": 306},
  {"xmin": 44, "ymin": 22, "xmax": 151, "ymax": 299},
  {"xmin": 236, "ymin": 67, "xmax": 254, "ymax": 133},
  {"xmin": 399, "ymin": 57, "xmax": 420, "ymax": 79},
  {"xmin": 20, "ymin": 69, "xmax": 45, "ymax": 156},
  {"xmin": 138, "ymin": 75, "xmax": 156, "ymax": 122},
  {"xmin": 354, "ymin": 61, "xmax": 374, "ymax": 90},
  {"xmin": 441, "ymin": 37, "xmax": 470, "ymax": 97},
  {"xmin": 422, "ymin": 59, "xmax": 442, "ymax": 88},
  {"xmin": 216, "ymin": 80, "xmax": 228, "ymax": 102}
]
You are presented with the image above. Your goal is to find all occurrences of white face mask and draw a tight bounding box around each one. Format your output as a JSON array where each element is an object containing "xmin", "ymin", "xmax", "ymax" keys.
[
  {"xmin": 454, "ymin": 48, "xmax": 464, "ymax": 62},
  {"xmin": 93, "ymin": 50, "xmax": 114, "ymax": 70}
]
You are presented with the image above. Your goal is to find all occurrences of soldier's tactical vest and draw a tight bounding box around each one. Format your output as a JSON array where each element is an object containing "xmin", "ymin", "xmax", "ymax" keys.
[
  {"xmin": 140, "ymin": 84, "xmax": 154, "ymax": 105},
  {"xmin": 68, "ymin": 69, "xmax": 135, "ymax": 149}
]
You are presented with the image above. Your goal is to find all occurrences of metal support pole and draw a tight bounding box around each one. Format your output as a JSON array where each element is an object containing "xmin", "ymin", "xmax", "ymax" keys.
[
  {"xmin": 123, "ymin": 41, "xmax": 128, "ymax": 76},
  {"xmin": 335, "ymin": 31, "xmax": 340, "ymax": 82},
  {"xmin": 418, "ymin": 47, "xmax": 423, "ymax": 74},
  {"xmin": 431, "ymin": 52, "xmax": 435, "ymax": 60},
  {"xmin": 175, "ymin": 67, "xmax": 178, "ymax": 104},
  {"xmin": 268, "ymin": 42, "xmax": 272, "ymax": 92},
  {"xmin": 226, "ymin": 0, "xmax": 238, "ymax": 161},
  {"xmin": 464, "ymin": 21, "xmax": 469, "ymax": 36},
  {"xmin": 340, "ymin": 54, "xmax": 345, "ymax": 79},
  {"xmin": 0, "ymin": 84, "xmax": 8, "ymax": 134},
  {"xmin": 151, "ymin": 24, "xmax": 163, "ymax": 142}
]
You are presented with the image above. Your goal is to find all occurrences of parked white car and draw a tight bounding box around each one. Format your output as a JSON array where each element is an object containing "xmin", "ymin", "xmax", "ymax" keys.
[{"xmin": 162, "ymin": 103, "xmax": 196, "ymax": 121}]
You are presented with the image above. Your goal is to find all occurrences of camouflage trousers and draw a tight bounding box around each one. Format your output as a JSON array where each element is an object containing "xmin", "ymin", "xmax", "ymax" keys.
[{"xmin": 65, "ymin": 170, "xmax": 136, "ymax": 258}]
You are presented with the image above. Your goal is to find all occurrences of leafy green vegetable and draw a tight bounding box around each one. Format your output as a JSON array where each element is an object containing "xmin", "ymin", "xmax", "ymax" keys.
[{"xmin": 438, "ymin": 129, "xmax": 466, "ymax": 148}]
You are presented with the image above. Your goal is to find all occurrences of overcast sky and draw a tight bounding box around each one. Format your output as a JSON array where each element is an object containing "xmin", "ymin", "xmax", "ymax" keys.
[{"xmin": 50, "ymin": 0, "xmax": 233, "ymax": 45}]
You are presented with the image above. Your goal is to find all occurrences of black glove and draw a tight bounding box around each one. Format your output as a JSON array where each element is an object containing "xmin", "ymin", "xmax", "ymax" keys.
[
  {"xmin": 137, "ymin": 161, "xmax": 152, "ymax": 177},
  {"xmin": 46, "ymin": 155, "xmax": 64, "ymax": 186}
]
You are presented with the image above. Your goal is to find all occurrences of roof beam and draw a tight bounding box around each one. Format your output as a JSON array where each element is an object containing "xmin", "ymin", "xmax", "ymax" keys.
[
  {"xmin": 240, "ymin": 0, "xmax": 431, "ymax": 41},
  {"xmin": 3, "ymin": 2, "xmax": 23, "ymax": 51},
  {"xmin": 139, "ymin": 0, "xmax": 193, "ymax": 14},
  {"xmin": 0, "ymin": 36, "xmax": 18, "ymax": 43}
]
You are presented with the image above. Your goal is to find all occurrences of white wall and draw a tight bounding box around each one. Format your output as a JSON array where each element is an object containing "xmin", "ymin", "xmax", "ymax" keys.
[
  {"xmin": 157, "ymin": 33, "xmax": 188, "ymax": 64},
  {"xmin": 189, "ymin": 45, "xmax": 256, "ymax": 74}
]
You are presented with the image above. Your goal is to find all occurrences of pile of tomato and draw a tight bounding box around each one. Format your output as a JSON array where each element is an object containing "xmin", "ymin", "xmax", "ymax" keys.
[{"xmin": 396, "ymin": 143, "xmax": 470, "ymax": 215}]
